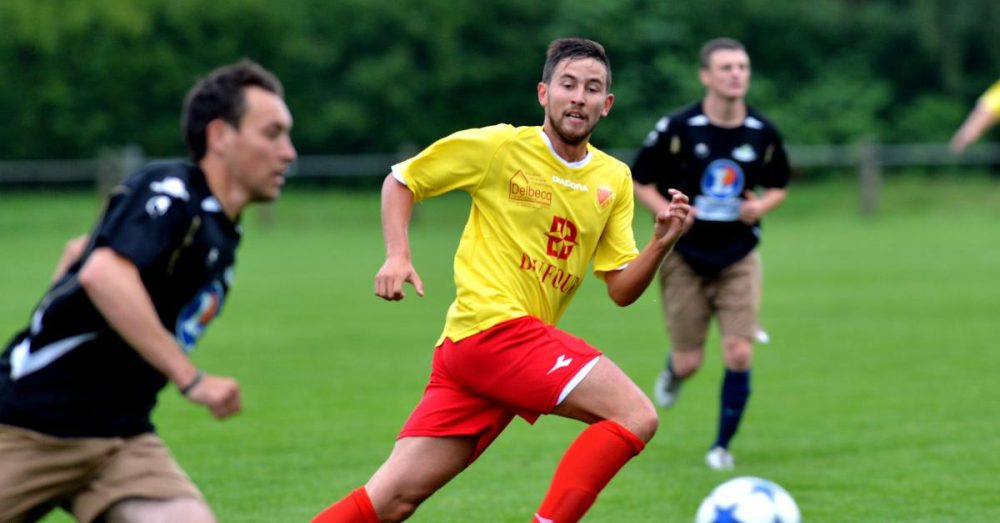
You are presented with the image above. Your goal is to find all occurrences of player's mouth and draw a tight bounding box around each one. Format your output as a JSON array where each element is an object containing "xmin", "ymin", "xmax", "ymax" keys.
[{"xmin": 565, "ymin": 111, "xmax": 587, "ymax": 124}]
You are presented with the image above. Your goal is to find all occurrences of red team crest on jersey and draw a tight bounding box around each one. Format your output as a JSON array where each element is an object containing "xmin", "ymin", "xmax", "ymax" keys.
[
  {"xmin": 546, "ymin": 216, "xmax": 578, "ymax": 259},
  {"xmin": 596, "ymin": 185, "xmax": 613, "ymax": 208}
]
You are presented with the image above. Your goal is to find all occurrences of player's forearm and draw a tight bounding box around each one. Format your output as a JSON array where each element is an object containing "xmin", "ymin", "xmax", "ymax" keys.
[
  {"xmin": 958, "ymin": 106, "xmax": 998, "ymax": 143},
  {"xmin": 79, "ymin": 248, "xmax": 199, "ymax": 387},
  {"xmin": 633, "ymin": 182, "xmax": 671, "ymax": 214},
  {"xmin": 380, "ymin": 174, "xmax": 416, "ymax": 259},
  {"xmin": 605, "ymin": 240, "xmax": 672, "ymax": 306},
  {"xmin": 608, "ymin": 187, "xmax": 689, "ymax": 305},
  {"xmin": 757, "ymin": 188, "xmax": 787, "ymax": 214},
  {"xmin": 51, "ymin": 235, "xmax": 89, "ymax": 283}
]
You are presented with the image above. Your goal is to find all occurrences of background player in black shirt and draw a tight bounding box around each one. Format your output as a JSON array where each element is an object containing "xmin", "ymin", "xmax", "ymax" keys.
[
  {"xmin": 631, "ymin": 37, "xmax": 790, "ymax": 470},
  {"xmin": 0, "ymin": 60, "xmax": 296, "ymax": 522}
]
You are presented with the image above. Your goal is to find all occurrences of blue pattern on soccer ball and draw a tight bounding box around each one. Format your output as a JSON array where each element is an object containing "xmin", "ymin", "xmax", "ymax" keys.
[{"xmin": 695, "ymin": 476, "xmax": 800, "ymax": 523}]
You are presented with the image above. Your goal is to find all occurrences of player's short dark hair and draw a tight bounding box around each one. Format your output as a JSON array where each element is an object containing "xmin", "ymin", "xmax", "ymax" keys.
[
  {"xmin": 182, "ymin": 59, "xmax": 284, "ymax": 162},
  {"xmin": 542, "ymin": 38, "xmax": 612, "ymax": 91},
  {"xmin": 699, "ymin": 37, "xmax": 746, "ymax": 69}
]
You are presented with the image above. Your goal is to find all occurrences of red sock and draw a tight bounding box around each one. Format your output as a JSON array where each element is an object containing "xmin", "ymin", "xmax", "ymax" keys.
[
  {"xmin": 534, "ymin": 420, "xmax": 645, "ymax": 523},
  {"xmin": 312, "ymin": 487, "xmax": 380, "ymax": 523}
]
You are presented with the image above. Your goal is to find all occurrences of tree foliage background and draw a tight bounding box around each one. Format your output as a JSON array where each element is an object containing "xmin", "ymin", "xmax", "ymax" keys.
[{"xmin": 1, "ymin": 0, "xmax": 998, "ymax": 160}]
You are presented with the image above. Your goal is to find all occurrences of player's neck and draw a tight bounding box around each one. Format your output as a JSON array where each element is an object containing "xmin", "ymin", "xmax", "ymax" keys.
[
  {"xmin": 702, "ymin": 95, "xmax": 746, "ymax": 128},
  {"xmin": 541, "ymin": 124, "xmax": 589, "ymax": 163},
  {"xmin": 199, "ymin": 158, "xmax": 245, "ymax": 222}
]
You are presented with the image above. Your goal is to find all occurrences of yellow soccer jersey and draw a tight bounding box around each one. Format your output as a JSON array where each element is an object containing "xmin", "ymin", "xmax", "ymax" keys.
[
  {"xmin": 980, "ymin": 80, "xmax": 1000, "ymax": 116},
  {"xmin": 392, "ymin": 124, "xmax": 640, "ymax": 345}
]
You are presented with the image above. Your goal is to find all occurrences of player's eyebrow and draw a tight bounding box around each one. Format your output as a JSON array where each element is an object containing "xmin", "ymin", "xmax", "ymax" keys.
[{"xmin": 558, "ymin": 72, "xmax": 606, "ymax": 89}]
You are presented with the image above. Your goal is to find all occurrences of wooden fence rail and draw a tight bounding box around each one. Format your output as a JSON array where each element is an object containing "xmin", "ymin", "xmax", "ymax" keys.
[{"xmin": 3, "ymin": 142, "xmax": 998, "ymax": 217}]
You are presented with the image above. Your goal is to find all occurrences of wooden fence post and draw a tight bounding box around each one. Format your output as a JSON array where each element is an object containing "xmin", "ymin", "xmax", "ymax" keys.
[
  {"xmin": 858, "ymin": 138, "xmax": 882, "ymax": 218},
  {"xmin": 97, "ymin": 145, "xmax": 144, "ymax": 199}
]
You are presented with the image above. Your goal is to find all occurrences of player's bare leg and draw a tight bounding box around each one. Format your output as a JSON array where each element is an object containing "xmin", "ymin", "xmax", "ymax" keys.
[
  {"xmin": 360, "ymin": 436, "xmax": 477, "ymax": 522},
  {"xmin": 670, "ymin": 347, "xmax": 705, "ymax": 378},
  {"xmin": 655, "ymin": 347, "xmax": 703, "ymax": 407},
  {"xmin": 722, "ymin": 335, "xmax": 752, "ymax": 371},
  {"xmin": 312, "ymin": 435, "xmax": 475, "ymax": 522},
  {"xmin": 104, "ymin": 497, "xmax": 216, "ymax": 523},
  {"xmin": 535, "ymin": 356, "xmax": 657, "ymax": 522},
  {"xmin": 552, "ymin": 356, "xmax": 657, "ymax": 440}
]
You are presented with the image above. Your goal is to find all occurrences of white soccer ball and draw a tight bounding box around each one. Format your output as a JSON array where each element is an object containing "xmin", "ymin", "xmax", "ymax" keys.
[{"xmin": 695, "ymin": 476, "xmax": 801, "ymax": 523}]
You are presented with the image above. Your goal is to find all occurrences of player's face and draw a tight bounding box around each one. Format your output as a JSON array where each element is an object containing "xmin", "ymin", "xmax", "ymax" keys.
[
  {"xmin": 225, "ymin": 87, "xmax": 297, "ymax": 202},
  {"xmin": 538, "ymin": 57, "xmax": 614, "ymax": 146},
  {"xmin": 700, "ymin": 48, "xmax": 751, "ymax": 100}
]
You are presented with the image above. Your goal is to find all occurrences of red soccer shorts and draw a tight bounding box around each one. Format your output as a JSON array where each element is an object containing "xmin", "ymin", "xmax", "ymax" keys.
[{"xmin": 399, "ymin": 315, "xmax": 602, "ymax": 463}]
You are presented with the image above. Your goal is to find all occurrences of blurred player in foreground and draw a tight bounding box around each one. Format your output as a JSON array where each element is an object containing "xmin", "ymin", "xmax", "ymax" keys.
[
  {"xmin": 631, "ymin": 37, "xmax": 790, "ymax": 470},
  {"xmin": 312, "ymin": 38, "xmax": 690, "ymax": 523},
  {"xmin": 950, "ymin": 79, "xmax": 1000, "ymax": 154},
  {"xmin": 0, "ymin": 59, "xmax": 296, "ymax": 522}
]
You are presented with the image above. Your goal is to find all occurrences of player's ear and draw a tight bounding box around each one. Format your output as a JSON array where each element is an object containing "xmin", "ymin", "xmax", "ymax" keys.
[
  {"xmin": 601, "ymin": 92, "xmax": 614, "ymax": 117},
  {"xmin": 205, "ymin": 118, "xmax": 234, "ymax": 156},
  {"xmin": 537, "ymin": 81, "xmax": 549, "ymax": 108},
  {"xmin": 698, "ymin": 67, "xmax": 711, "ymax": 88}
]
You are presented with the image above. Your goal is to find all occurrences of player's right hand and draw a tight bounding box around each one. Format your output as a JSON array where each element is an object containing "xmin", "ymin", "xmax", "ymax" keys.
[
  {"xmin": 186, "ymin": 374, "xmax": 242, "ymax": 419},
  {"xmin": 375, "ymin": 256, "xmax": 425, "ymax": 301}
]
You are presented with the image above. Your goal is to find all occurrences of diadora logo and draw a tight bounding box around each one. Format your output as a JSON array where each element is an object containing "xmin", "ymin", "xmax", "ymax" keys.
[
  {"xmin": 546, "ymin": 215, "xmax": 578, "ymax": 260},
  {"xmin": 509, "ymin": 170, "xmax": 553, "ymax": 208},
  {"xmin": 551, "ymin": 175, "xmax": 588, "ymax": 192},
  {"xmin": 701, "ymin": 159, "xmax": 745, "ymax": 199},
  {"xmin": 547, "ymin": 354, "xmax": 573, "ymax": 374}
]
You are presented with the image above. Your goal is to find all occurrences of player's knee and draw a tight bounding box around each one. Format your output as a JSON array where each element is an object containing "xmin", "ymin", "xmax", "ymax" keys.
[
  {"xmin": 722, "ymin": 337, "xmax": 753, "ymax": 370},
  {"xmin": 627, "ymin": 396, "xmax": 659, "ymax": 443},
  {"xmin": 673, "ymin": 361, "xmax": 700, "ymax": 379},
  {"xmin": 105, "ymin": 497, "xmax": 215, "ymax": 523},
  {"xmin": 636, "ymin": 410, "xmax": 659, "ymax": 443},
  {"xmin": 672, "ymin": 350, "xmax": 703, "ymax": 378}
]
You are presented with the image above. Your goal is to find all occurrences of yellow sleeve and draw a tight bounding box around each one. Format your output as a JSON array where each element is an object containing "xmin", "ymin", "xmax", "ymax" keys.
[
  {"xmin": 979, "ymin": 80, "xmax": 1000, "ymax": 116},
  {"xmin": 391, "ymin": 124, "xmax": 516, "ymax": 202},
  {"xmin": 592, "ymin": 166, "xmax": 640, "ymax": 279}
]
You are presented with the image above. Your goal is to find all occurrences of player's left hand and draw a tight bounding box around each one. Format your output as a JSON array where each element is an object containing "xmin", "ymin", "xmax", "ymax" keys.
[
  {"xmin": 739, "ymin": 190, "xmax": 765, "ymax": 225},
  {"xmin": 186, "ymin": 374, "xmax": 242, "ymax": 419}
]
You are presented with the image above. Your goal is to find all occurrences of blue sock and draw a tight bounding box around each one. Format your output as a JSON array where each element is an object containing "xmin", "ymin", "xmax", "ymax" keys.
[{"xmin": 714, "ymin": 368, "xmax": 751, "ymax": 449}]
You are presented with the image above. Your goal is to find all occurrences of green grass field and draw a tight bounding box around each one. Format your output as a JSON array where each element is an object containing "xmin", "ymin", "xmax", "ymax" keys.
[{"xmin": 3, "ymin": 174, "xmax": 998, "ymax": 522}]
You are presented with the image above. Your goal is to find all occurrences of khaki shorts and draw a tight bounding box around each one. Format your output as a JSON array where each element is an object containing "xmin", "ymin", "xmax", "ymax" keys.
[
  {"xmin": 0, "ymin": 424, "xmax": 203, "ymax": 523},
  {"xmin": 659, "ymin": 250, "xmax": 761, "ymax": 350}
]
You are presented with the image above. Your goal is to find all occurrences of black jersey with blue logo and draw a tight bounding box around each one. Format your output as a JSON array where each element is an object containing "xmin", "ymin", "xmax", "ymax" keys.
[
  {"xmin": 631, "ymin": 101, "xmax": 790, "ymax": 275},
  {"xmin": 0, "ymin": 161, "xmax": 240, "ymax": 437}
]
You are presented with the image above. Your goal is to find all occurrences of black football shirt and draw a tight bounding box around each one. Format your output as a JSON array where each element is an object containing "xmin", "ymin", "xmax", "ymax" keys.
[
  {"xmin": 632, "ymin": 101, "xmax": 791, "ymax": 275},
  {"xmin": 0, "ymin": 162, "xmax": 240, "ymax": 437}
]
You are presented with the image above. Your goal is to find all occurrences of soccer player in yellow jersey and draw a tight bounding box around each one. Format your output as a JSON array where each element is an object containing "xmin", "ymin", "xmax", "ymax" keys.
[
  {"xmin": 311, "ymin": 38, "xmax": 691, "ymax": 523},
  {"xmin": 950, "ymin": 79, "xmax": 1000, "ymax": 154}
]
